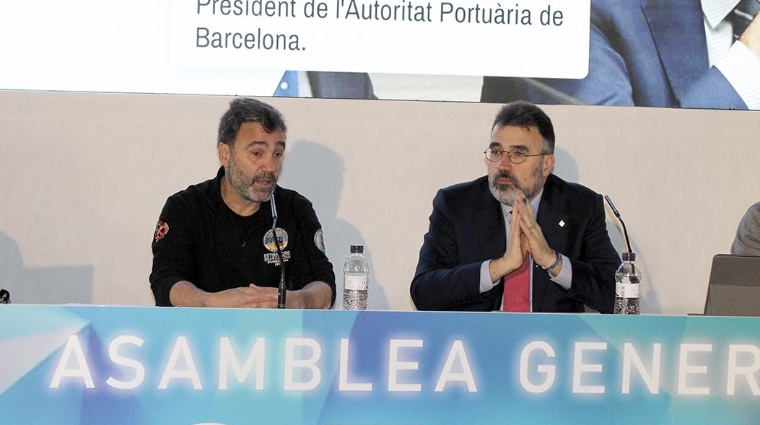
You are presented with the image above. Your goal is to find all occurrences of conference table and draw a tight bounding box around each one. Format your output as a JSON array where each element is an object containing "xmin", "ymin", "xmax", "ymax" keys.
[{"xmin": 1, "ymin": 304, "xmax": 758, "ymax": 425}]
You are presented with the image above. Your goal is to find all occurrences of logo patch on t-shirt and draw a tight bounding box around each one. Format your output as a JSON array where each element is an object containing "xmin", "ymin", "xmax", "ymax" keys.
[
  {"xmin": 154, "ymin": 220, "xmax": 169, "ymax": 243},
  {"xmin": 263, "ymin": 228, "xmax": 289, "ymax": 252},
  {"xmin": 263, "ymin": 227, "xmax": 290, "ymax": 265},
  {"xmin": 314, "ymin": 229, "xmax": 326, "ymax": 254}
]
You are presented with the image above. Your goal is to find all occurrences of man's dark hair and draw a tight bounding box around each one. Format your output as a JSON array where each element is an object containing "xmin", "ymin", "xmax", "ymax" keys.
[
  {"xmin": 217, "ymin": 98, "xmax": 287, "ymax": 146},
  {"xmin": 492, "ymin": 100, "xmax": 555, "ymax": 153}
]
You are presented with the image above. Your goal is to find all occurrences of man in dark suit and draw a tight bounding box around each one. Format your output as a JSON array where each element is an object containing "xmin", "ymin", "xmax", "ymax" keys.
[
  {"xmin": 411, "ymin": 101, "xmax": 620, "ymax": 313},
  {"xmin": 481, "ymin": 0, "xmax": 760, "ymax": 109}
]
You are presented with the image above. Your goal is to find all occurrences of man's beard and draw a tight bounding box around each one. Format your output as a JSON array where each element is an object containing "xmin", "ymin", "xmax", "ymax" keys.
[
  {"xmin": 489, "ymin": 163, "xmax": 545, "ymax": 206},
  {"xmin": 227, "ymin": 154, "xmax": 277, "ymax": 203}
]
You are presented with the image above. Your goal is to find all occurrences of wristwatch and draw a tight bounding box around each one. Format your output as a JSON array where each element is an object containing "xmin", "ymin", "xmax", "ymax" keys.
[{"xmin": 541, "ymin": 251, "xmax": 562, "ymax": 278}]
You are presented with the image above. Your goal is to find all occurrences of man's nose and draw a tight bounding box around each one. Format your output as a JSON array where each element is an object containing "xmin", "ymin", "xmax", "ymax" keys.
[
  {"xmin": 497, "ymin": 153, "xmax": 513, "ymax": 170},
  {"xmin": 261, "ymin": 154, "xmax": 278, "ymax": 171}
]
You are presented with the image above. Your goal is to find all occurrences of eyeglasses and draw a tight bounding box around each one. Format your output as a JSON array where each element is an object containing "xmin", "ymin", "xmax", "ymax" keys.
[{"xmin": 484, "ymin": 148, "xmax": 549, "ymax": 164}]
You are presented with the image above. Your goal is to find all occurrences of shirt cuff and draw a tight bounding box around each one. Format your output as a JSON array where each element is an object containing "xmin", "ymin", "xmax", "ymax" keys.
[
  {"xmin": 550, "ymin": 254, "xmax": 573, "ymax": 290},
  {"xmin": 480, "ymin": 260, "xmax": 499, "ymax": 293},
  {"xmin": 714, "ymin": 42, "xmax": 760, "ymax": 109}
]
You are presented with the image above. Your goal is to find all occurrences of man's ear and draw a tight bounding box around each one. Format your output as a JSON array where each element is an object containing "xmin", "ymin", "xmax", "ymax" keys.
[
  {"xmin": 218, "ymin": 142, "xmax": 231, "ymax": 167},
  {"xmin": 543, "ymin": 154, "xmax": 555, "ymax": 177}
]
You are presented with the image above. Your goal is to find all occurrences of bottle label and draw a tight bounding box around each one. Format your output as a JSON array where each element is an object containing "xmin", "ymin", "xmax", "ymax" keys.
[
  {"xmin": 344, "ymin": 275, "xmax": 368, "ymax": 291},
  {"xmin": 616, "ymin": 283, "xmax": 640, "ymax": 298}
]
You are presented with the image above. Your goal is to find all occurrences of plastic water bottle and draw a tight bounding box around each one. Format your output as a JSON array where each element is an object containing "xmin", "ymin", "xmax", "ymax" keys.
[
  {"xmin": 614, "ymin": 252, "xmax": 641, "ymax": 314},
  {"xmin": 342, "ymin": 245, "xmax": 369, "ymax": 310}
]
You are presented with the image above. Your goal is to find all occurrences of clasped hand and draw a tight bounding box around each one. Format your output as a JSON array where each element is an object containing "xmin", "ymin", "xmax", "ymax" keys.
[
  {"xmin": 741, "ymin": 13, "xmax": 760, "ymax": 58},
  {"xmin": 204, "ymin": 284, "xmax": 304, "ymax": 309},
  {"xmin": 489, "ymin": 194, "xmax": 556, "ymax": 281}
]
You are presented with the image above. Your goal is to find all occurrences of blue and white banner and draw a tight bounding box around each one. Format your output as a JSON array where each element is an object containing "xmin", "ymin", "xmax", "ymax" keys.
[{"xmin": 1, "ymin": 305, "xmax": 759, "ymax": 425}]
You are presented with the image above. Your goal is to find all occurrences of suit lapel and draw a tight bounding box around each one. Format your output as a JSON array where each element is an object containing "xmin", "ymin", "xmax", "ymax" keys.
[{"xmin": 642, "ymin": 0, "xmax": 710, "ymax": 102}]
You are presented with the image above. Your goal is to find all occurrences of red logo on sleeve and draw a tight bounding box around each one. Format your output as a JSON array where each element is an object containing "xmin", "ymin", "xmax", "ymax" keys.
[{"xmin": 154, "ymin": 220, "xmax": 169, "ymax": 243}]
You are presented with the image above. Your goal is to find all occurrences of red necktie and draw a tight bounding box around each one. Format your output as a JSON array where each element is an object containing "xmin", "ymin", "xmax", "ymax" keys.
[{"xmin": 503, "ymin": 255, "xmax": 531, "ymax": 312}]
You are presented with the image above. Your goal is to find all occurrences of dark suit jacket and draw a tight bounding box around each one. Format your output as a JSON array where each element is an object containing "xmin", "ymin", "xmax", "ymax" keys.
[
  {"xmin": 410, "ymin": 174, "xmax": 621, "ymax": 313},
  {"xmin": 481, "ymin": 0, "xmax": 747, "ymax": 109}
]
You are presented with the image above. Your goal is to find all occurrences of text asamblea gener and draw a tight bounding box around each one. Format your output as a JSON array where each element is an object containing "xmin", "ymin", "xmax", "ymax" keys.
[{"xmin": 49, "ymin": 334, "xmax": 760, "ymax": 397}]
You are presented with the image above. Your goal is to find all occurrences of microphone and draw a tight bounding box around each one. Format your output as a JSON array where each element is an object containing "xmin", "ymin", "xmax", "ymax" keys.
[
  {"xmin": 0, "ymin": 289, "xmax": 10, "ymax": 304},
  {"xmin": 270, "ymin": 191, "xmax": 287, "ymax": 309},
  {"xmin": 604, "ymin": 195, "xmax": 633, "ymax": 254}
]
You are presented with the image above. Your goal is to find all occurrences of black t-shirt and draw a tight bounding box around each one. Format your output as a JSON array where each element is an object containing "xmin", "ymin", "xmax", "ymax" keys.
[{"xmin": 150, "ymin": 167, "xmax": 336, "ymax": 306}]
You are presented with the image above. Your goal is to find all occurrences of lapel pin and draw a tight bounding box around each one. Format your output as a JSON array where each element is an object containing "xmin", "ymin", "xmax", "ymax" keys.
[{"xmin": 559, "ymin": 220, "xmax": 565, "ymax": 227}]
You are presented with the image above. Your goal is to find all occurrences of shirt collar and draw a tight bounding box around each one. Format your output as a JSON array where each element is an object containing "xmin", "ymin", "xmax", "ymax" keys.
[{"xmin": 703, "ymin": 0, "xmax": 741, "ymax": 29}]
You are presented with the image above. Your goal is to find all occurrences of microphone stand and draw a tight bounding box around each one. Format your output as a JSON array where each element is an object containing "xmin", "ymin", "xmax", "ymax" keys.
[
  {"xmin": 604, "ymin": 195, "xmax": 633, "ymax": 254},
  {"xmin": 270, "ymin": 192, "xmax": 287, "ymax": 309}
]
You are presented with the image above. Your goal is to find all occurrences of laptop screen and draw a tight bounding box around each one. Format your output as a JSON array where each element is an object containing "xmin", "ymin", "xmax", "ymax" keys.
[{"xmin": 704, "ymin": 254, "xmax": 760, "ymax": 317}]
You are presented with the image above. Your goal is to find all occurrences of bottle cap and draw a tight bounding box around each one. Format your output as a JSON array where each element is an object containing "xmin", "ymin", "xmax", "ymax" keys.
[
  {"xmin": 622, "ymin": 252, "xmax": 636, "ymax": 261},
  {"xmin": 350, "ymin": 245, "xmax": 364, "ymax": 254}
]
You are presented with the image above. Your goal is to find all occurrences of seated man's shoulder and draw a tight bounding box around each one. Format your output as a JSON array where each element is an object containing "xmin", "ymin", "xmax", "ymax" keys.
[
  {"xmin": 746, "ymin": 201, "xmax": 760, "ymax": 217},
  {"xmin": 439, "ymin": 176, "xmax": 489, "ymax": 197},
  {"xmin": 428, "ymin": 177, "xmax": 492, "ymax": 215},
  {"xmin": 276, "ymin": 186, "xmax": 311, "ymax": 204},
  {"xmin": 547, "ymin": 174, "xmax": 601, "ymax": 202},
  {"xmin": 166, "ymin": 177, "xmax": 217, "ymax": 206},
  {"xmin": 738, "ymin": 201, "xmax": 760, "ymax": 228},
  {"xmin": 275, "ymin": 186, "xmax": 321, "ymax": 217}
]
